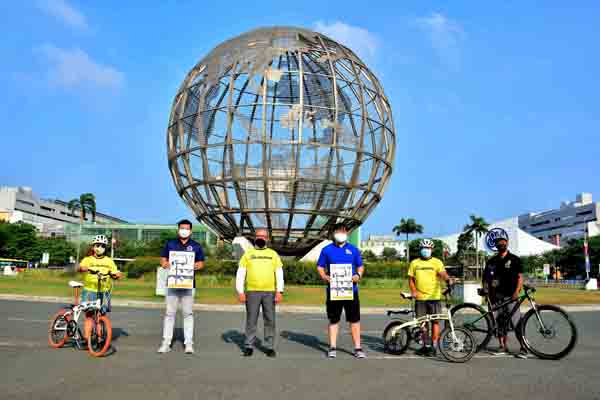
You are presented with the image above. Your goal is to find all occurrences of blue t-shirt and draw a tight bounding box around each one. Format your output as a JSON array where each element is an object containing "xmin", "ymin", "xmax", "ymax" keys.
[
  {"xmin": 317, "ymin": 243, "xmax": 363, "ymax": 294},
  {"xmin": 160, "ymin": 239, "xmax": 205, "ymax": 288}
]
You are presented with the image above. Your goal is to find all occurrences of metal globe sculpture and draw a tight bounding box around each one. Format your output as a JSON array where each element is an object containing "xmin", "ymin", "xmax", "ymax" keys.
[{"xmin": 167, "ymin": 27, "xmax": 395, "ymax": 255}]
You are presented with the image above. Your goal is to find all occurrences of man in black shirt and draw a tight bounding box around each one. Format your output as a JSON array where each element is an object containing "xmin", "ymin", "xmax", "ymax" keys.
[{"xmin": 482, "ymin": 236, "xmax": 527, "ymax": 358}]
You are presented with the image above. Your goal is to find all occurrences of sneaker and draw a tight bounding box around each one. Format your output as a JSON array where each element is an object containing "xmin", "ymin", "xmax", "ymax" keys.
[
  {"xmin": 354, "ymin": 348, "xmax": 366, "ymax": 359},
  {"xmin": 265, "ymin": 349, "xmax": 276, "ymax": 358},
  {"xmin": 515, "ymin": 349, "xmax": 528, "ymax": 359},
  {"xmin": 157, "ymin": 341, "xmax": 171, "ymax": 354},
  {"xmin": 184, "ymin": 344, "xmax": 194, "ymax": 354},
  {"xmin": 327, "ymin": 348, "xmax": 337, "ymax": 358},
  {"xmin": 492, "ymin": 348, "xmax": 509, "ymax": 356},
  {"xmin": 242, "ymin": 347, "xmax": 254, "ymax": 357}
]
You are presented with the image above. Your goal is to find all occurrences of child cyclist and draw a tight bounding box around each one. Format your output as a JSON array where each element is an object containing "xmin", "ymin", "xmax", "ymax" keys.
[{"xmin": 79, "ymin": 235, "xmax": 122, "ymax": 314}]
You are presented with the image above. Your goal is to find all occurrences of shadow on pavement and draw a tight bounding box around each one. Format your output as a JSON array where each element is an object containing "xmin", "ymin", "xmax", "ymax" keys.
[
  {"xmin": 360, "ymin": 334, "xmax": 385, "ymax": 353},
  {"xmin": 222, "ymin": 330, "xmax": 246, "ymax": 351},
  {"xmin": 280, "ymin": 330, "xmax": 329, "ymax": 355}
]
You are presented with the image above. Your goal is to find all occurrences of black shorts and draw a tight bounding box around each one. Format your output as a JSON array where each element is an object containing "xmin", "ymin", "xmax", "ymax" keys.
[
  {"xmin": 326, "ymin": 296, "xmax": 360, "ymax": 324},
  {"xmin": 415, "ymin": 300, "xmax": 441, "ymax": 318}
]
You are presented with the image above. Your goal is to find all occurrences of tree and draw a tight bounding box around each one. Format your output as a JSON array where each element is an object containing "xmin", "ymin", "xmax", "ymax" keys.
[
  {"xmin": 456, "ymin": 231, "xmax": 475, "ymax": 267},
  {"xmin": 382, "ymin": 247, "xmax": 398, "ymax": 261},
  {"xmin": 67, "ymin": 193, "xmax": 97, "ymax": 224},
  {"xmin": 392, "ymin": 218, "xmax": 424, "ymax": 264},
  {"xmin": 463, "ymin": 215, "xmax": 490, "ymax": 279},
  {"xmin": 361, "ymin": 249, "xmax": 377, "ymax": 261}
]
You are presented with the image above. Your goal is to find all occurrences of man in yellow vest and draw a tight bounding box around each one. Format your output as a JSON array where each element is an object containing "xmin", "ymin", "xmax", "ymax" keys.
[{"xmin": 236, "ymin": 229, "xmax": 284, "ymax": 357}]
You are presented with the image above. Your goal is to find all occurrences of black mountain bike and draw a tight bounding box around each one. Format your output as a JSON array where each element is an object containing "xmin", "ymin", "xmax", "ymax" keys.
[{"xmin": 450, "ymin": 284, "xmax": 577, "ymax": 359}]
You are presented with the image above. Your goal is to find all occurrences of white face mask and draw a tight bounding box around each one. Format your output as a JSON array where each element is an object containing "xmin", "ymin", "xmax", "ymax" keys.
[
  {"xmin": 178, "ymin": 228, "xmax": 191, "ymax": 239},
  {"xmin": 334, "ymin": 232, "xmax": 347, "ymax": 244}
]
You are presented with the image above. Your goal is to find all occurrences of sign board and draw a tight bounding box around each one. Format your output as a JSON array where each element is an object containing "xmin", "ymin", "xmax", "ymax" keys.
[
  {"xmin": 485, "ymin": 228, "xmax": 509, "ymax": 252},
  {"xmin": 41, "ymin": 252, "xmax": 50, "ymax": 265},
  {"xmin": 543, "ymin": 264, "xmax": 550, "ymax": 276},
  {"xmin": 167, "ymin": 251, "xmax": 195, "ymax": 289},
  {"xmin": 329, "ymin": 263, "xmax": 354, "ymax": 301}
]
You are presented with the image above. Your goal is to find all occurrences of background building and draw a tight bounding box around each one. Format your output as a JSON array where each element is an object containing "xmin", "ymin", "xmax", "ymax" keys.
[
  {"xmin": 518, "ymin": 193, "xmax": 600, "ymax": 246},
  {"xmin": 360, "ymin": 234, "xmax": 406, "ymax": 257},
  {"xmin": 0, "ymin": 186, "xmax": 126, "ymax": 237},
  {"xmin": 64, "ymin": 223, "xmax": 217, "ymax": 246}
]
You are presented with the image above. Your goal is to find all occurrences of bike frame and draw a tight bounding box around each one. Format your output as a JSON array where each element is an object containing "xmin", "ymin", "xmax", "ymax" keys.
[{"xmin": 466, "ymin": 287, "xmax": 548, "ymax": 334}]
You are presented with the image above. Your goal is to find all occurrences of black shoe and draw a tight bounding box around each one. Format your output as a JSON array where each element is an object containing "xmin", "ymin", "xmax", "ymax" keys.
[
  {"xmin": 415, "ymin": 347, "xmax": 430, "ymax": 357},
  {"xmin": 265, "ymin": 349, "xmax": 276, "ymax": 358},
  {"xmin": 242, "ymin": 348, "xmax": 254, "ymax": 357}
]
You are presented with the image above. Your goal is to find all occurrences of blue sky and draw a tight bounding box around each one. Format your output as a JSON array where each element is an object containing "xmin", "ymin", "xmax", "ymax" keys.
[{"xmin": 1, "ymin": 1, "xmax": 599, "ymax": 238}]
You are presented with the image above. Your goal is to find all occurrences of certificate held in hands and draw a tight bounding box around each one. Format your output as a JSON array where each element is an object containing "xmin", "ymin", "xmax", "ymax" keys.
[
  {"xmin": 167, "ymin": 251, "xmax": 195, "ymax": 289},
  {"xmin": 330, "ymin": 263, "xmax": 354, "ymax": 301}
]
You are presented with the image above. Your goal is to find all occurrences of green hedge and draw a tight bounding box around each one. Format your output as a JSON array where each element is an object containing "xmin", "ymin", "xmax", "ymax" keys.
[{"xmin": 124, "ymin": 257, "xmax": 408, "ymax": 284}]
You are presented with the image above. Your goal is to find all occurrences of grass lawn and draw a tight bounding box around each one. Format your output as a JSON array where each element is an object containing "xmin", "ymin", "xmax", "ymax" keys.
[{"xmin": 1, "ymin": 270, "xmax": 600, "ymax": 307}]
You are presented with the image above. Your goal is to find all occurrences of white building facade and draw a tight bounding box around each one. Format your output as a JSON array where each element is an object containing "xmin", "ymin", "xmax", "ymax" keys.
[
  {"xmin": 360, "ymin": 235, "xmax": 406, "ymax": 257},
  {"xmin": 0, "ymin": 186, "xmax": 126, "ymax": 237}
]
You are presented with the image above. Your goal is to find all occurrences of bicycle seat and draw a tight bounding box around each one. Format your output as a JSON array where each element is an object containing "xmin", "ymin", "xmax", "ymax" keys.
[
  {"xmin": 400, "ymin": 292, "xmax": 414, "ymax": 300},
  {"xmin": 387, "ymin": 309, "xmax": 412, "ymax": 316},
  {"xmin": 69, "ymin": 281, "xmax": 84, "ymax": 288}
]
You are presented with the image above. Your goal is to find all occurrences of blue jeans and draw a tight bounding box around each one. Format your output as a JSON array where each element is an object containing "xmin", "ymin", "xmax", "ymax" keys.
[{"xmin": 81, "ymin": 289, "xmax": 112, "ymax": 313}]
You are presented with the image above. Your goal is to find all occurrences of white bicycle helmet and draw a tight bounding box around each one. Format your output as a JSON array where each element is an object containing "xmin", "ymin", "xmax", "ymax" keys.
[
  {"xmin": 419, "ymin": 238, "xmax": 435, "ymax": 248},
  {"xmin": 92, "ymin": 235, "xmax": 109, "ymax": 245}
]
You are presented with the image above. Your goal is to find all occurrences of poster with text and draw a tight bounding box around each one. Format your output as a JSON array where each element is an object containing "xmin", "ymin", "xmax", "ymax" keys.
[
  {"xmin": 330, "ymin": 263, "xmax": 354, "ymax": 301},
  {"xmin": 167, "ymin": 251, "xmax": 195, "ymax": 289}
]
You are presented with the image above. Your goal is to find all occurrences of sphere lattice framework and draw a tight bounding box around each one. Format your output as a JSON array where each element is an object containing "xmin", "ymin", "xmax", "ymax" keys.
[{"xmin": 167, "ymin": 27, "xmax": 395, "ymax": 255}]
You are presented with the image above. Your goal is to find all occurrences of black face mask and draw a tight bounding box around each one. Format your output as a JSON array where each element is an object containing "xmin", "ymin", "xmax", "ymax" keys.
[
  {"xmin": 496, "ymin": 244, "xmax": 508, "ymax": 252},
  {"xmin": 255, "ymin": 239, "xmax": 266, "ymax": 248}
]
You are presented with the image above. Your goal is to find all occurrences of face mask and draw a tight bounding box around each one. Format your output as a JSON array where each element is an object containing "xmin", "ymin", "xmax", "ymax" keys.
[
  {"xmin": 496, "ymin": 244, "xmax": 508, "ymax": 252},
  {"xmin": 178, "ymin": 229, "xmax": 191, "ymax": 239},
  {"xmin": 255, "ymin": 238, "xmax": 266, "ymax": 248},
  {"xmin": 334, "ymin": 233, "xmax": 347, "ymax": 244},
  {"xmin": 420, "ymin": 248, "xmax": 432, "ymax": 258},
  {"xmin": 94, "ymin": 246, "xmax": 106, "ymax": 256}
]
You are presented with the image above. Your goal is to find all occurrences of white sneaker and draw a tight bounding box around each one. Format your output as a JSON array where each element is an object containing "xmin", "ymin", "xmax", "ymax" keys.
[
  {"xmin": 157, "ymin": 341, "xmax": 171, "ymax": 353},
  {"xmin": 185, "ymin": 344, "xmax": 194, "ymax": 354}
]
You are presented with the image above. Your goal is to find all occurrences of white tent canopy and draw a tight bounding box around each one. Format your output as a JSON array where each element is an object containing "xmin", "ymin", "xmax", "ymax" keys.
[{"xmin": 437, "ymin": 217, "xmax": 559, "ymax": 257}]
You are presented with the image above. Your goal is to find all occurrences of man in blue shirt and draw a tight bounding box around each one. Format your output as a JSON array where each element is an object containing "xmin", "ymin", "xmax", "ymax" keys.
[
  {"xmin": 317, "ymin": 223, "xmax": 366, "ymax": 359},
  {"xmin": 157, "ymin": 219, "xmax": 205, "ymax": 355}
]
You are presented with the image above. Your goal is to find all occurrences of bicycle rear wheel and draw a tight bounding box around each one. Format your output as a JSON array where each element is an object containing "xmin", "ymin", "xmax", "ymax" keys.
[
  {"xmin": 438, "ymin": 327, "xmax": 476, "ymax": 363},
  {"xmin": 87, "ymin": 315, "xmax": 112, "ymax": 357},
  {"xmin": 382, "ymin": 320, "xmax": 411, "ymax": 355},
  {"xmin": 450, "ymin": 303, "xmax": 492, "ymax": 352},
  {"xmin": 48, "ymin": 308, "xmax": 71, "ymax": 348},
  {"xmin": 520, "ymin": 304, "xmax": 577, "ymax": 360}
]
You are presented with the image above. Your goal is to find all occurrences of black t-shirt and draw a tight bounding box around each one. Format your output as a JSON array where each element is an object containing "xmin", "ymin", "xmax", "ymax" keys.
[{"xmin": 482, "ymin": 252, "xmax": 523, "ymax": 298}]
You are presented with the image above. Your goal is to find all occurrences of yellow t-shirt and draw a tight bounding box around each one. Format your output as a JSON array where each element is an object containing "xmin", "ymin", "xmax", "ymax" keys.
[
  {"xmin": 407, "ymin": 257, "xmax": 446, "ymax": 301},
  {"xmin": 80, "ymin": 256, "xmax": 119, "ymax": 292},
  {"xmin": 240, "ymin": 248, "xmax": 283, "ymax": 291}
]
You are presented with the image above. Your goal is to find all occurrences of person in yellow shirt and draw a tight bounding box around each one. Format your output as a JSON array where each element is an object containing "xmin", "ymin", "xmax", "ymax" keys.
[
  {"xmin": 236, "ymin": 229, "xmax": 284, "ymax": 357},
  {"xmin": 407, "ymin": 239, "xmax": 451, "ymax": 357},
  {"xmin": 79, "ymin": 235, "xmax": 122, "ymax": 312}
]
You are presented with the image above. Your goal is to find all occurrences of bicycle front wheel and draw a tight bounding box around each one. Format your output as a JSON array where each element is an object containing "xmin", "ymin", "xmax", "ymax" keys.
[
  {"xmin": 450, "ymin": 303, "xmax": 492, "ymax": 352},
  {"xmin": 87, "ymin": 315, "xmax": 112, "ymax": 357},
  {"xmin": 521, "ymin": 304, "xmax": 577, "ymax": 360},
  {"xmin": 438, "ymin": 327, "xmax": 476, "ymax": 363},
  {"xmin": 48, "ymin": 308, "xmax": 71, "ymax": 348},
  {"xmin": 383, "ymin": 320, "xmax": 411, "ymax": 355}
]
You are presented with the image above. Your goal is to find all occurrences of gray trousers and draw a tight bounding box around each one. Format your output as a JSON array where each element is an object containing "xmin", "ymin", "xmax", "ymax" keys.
[
  {"xmin": 162, "ymin": 289, "xmax": 195, "ymax": 345},
  {"xmin": 245, "ymin": 291, "xmax": 276, "ymax": 350}
]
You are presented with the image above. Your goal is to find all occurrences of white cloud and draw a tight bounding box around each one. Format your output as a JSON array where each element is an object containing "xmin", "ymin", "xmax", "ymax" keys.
[
  {"xmin": 415, "ymin": 13, "xmax": 464, "ymax": 70},
  {"xmin": 313, "ymin": 21, "xmax": 379, "ymax": 62},
  {"xmin": 37, "ymin": 0, "xmax": 88, "ymax": 30},
  {"xmin": 38, "ymin": 44, "xmax": 124, "ymax": 89}
]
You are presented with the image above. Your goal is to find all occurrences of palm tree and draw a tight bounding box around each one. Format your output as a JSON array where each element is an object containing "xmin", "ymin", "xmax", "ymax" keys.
[
  {"xmin": 67, "ymin": 193, "xmax": 97, "ymax": 224},
  {"xmin": 68, "ymin": 193, "xmax": 96, "ymax": 265},
  {"xmin": 463, "ymin": 215, "xmax": 490, "ymax": 279},
  {"xmin": 393, "ymin": 218, "xmax": 424, "ymax": 264}
]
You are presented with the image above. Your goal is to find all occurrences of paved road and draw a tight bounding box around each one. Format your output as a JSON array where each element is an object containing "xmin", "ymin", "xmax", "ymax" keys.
[{"xmin": 0, "ymin": 300, "xmax": 598, "ymax": 400}]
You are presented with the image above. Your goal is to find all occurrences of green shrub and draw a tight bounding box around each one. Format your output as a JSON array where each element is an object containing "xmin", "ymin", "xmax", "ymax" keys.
[{"xmin": 124, "ymin": 256, "xmax": 160, "ymax": 279}]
